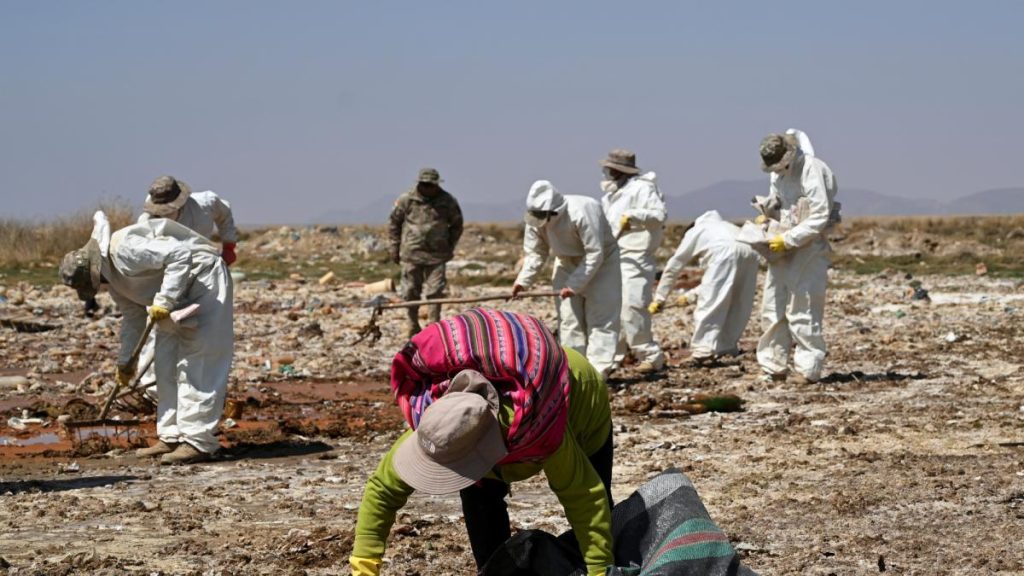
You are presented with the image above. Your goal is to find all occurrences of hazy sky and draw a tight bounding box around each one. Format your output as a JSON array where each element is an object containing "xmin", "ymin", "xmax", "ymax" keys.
[{"xmin": 2, "ymin": 1, "xmax": 1022, "ymax": 224}]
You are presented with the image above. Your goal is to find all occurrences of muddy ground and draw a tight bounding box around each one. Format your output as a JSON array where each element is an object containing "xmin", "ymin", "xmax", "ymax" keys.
[{"xmin": 2, "ymin": 242, "xmax": 1024, "ymax": 574}]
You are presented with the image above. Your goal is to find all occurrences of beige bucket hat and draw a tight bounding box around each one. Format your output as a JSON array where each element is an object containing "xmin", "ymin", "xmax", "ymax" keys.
[
  {"xmin": 600, "ymin": 149, "xmax": 641, "ymax": 175},
  {"xmin": 392, "ymin": 370, "xmax": 508, "ymax": 494}
]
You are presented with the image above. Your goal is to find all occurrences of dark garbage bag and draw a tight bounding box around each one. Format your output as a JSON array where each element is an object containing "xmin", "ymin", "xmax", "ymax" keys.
[{"xmin": 481, "ymin": 469, "xmax": 758, "ymax": 576}]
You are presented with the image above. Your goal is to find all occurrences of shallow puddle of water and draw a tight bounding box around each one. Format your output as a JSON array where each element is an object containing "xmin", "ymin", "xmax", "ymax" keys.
[{"xmin": 1, "ymin": 433, "xmax": 61, "ymax": 446}]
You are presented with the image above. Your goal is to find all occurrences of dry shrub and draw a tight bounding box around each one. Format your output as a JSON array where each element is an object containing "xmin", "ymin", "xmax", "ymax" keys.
[{"xmin": 0, "ymin": 200, "xmax": 135, "ymax": 267}]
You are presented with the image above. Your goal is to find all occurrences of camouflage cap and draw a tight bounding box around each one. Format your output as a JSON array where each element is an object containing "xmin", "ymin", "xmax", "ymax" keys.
[
  {"xmin": 417, "ymin": 168, "xmax": 442, "ymax": 184},
  {"xmin": 600, "ymin": 149, "xmax": 640, "ymax": 175},
  {"xmin": 58, "ymin": 238, "xmax": 102, "ymax": 302},
  {"xmin": 759, "ymin": 133, "xmax": 798, "ymax": 173}
]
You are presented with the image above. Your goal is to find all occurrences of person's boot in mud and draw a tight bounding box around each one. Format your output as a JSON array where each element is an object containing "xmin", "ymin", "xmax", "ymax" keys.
[
  {"xmin": 160, "ymin": 442, "xmax": 212, "ymax": 465},
  {"xmin": 136, "ymin": 440, "xmax": 177, "ymax": 458}
]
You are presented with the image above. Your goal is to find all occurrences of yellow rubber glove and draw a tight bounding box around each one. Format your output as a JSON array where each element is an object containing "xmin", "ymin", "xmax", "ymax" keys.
[
  {"xmin": 116, "ymin": 363, "xmax": 135, "ymax": 386},
  {"xmin": 754, "ymin": 214, "xmax": 767, "ymax": 224},
  {"xmin": 149, "ymin": 305, "xmax": 171, "ymax": 321},
  {"xmin": 619, "ymin": 214, "xmax": 631, "ymax": 232},
  {"xmin": 647, "ymin": 300, "xmax": 663, "ymax": 314},
  {"xmin": 349, "ymin": 556, "xmax": 381, "ymax": 576},
  {"xmin": 676, "ymin": 294, "xmax": 689, "ymax": 307},
  {"xmin": 768, "ymin": 235, "xmax": 787, "ymax": 253}
]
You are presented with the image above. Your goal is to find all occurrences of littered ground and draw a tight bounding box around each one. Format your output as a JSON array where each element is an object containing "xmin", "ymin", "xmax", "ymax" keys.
[{"xmin": 1, "ymin": 270, "xmax": 1023, "ymax": 575}]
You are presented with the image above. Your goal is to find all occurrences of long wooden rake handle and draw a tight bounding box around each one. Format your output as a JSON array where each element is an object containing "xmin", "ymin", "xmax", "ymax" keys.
[{"xmin": 371, "ymin": 290, "xmax": 560, "ymax": 310}]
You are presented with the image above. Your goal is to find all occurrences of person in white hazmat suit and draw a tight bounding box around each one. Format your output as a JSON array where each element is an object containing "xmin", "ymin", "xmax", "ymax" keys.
[
  {"xmin": 511, "ymin": 181, "xmax": 622, "ymax": 377},
  {"xmin": 599, "ymin": 149, "xmax": 667, "ymax": 373},
  {"xmin": 59, "ymin": 212, "xmax": 234, "ymax": 464},
  {"xmin": 648, "ymin": 210, "xmax": 762, "ymax": 363},
  {"xmin": 754, "ymin": 130, "xmax": 838, "ymax": 383},
  {"xmin": 134, "ymin": 176, "xmax": 239, "ymax": 400}
]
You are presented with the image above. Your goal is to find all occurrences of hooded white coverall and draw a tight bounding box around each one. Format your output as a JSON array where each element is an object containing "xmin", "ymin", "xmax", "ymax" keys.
[
  {"xmin": 601, "ymin": 172, "xmax": 667, "ymax": 368},
  {"xmin": 94, "ymin": 216, "xmax": 234, "ymax": 453},
  {"xmin": 138, "ymin": 190, "xmax": 239, "ymax": 244},
  {"xmin": 757, "ymin": 132, "xmax": 838, "ymax": 381},
  {"xmin": 654, "ymin": 210, "xmax": 761, "ymax": 359},
  {"xmin": 515, "ymin": 182, "xmax": 622, "ymax": 376},
  {"xmin": 136, "ymin": 190, "xmax": 238, "ymax": 394}
]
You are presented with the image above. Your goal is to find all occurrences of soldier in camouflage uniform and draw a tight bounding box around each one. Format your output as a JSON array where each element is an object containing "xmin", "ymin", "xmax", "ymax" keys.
[{"xmin": 388, "ymin": 168, "xmax": 464, "ymax": 337}]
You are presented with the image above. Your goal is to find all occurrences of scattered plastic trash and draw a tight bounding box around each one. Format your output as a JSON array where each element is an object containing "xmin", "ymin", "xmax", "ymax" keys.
[
  {"xmin": 222, "ymin": 418, "xmax": 238, "ymax": 429},
  {"xmin": 58, "ymin": 461, "xmax": 81, "ymax": 474},
  {"xmin": 230, "ymin": 271, "xmax": 247, "ymax": 283},
  {"xmin": 911, "ymin": 287, "xmax": 930, "ymax": 302},
  {"xmin": 944, "ymin": 332, "xmax": 965, "ymax": 343},
  {"xmin": 318, "ymin": 271, "xmax": 336, "ymax": 285},
  {"xmin": 895, "ymin": 310, "xmax": 907, "ymax": 319},
  {"xmin": 363, "ymin": 278, "xmax": 395, "ymax": 295}
]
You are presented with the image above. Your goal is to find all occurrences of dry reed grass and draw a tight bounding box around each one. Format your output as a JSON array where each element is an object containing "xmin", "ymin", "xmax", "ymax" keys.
[{"xmin": 0, "ymin": 201, "xmax": 135, "ymax": 267}]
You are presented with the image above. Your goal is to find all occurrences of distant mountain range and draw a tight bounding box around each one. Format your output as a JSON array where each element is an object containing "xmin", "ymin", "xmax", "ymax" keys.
[{"xmin": 315, "ymin": 183, "xmax": 1024, "ymax": 224}]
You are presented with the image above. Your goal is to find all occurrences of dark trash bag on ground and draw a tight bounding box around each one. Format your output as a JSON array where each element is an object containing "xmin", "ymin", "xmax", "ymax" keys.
[{"xmin": 481, "ymin": 469, "xmax": 758, "ymax": 576}]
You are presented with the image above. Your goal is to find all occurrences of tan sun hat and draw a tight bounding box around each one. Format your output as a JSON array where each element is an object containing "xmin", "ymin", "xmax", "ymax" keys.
[
  {"xmin": 759, "ymin": 133, "xmax": 798, "ymax": 173},
  {"xmin": 600, "ymin": 149, "xmax": 640, "ymax": 175},
  {"xmin": 58, "ymin": 238, "xmax": 102, "ymax": 302},
  {"xmin": 143, "ymin": 175, "xmax": 192, "ymax": 217},
  {"xmin": 392, "ymin": 372, "xmax": 508, "ymax": 494}
]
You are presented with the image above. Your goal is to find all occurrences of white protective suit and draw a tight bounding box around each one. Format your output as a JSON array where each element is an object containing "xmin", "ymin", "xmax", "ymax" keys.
[
  {"xmin": 601, "ymin": 172, "xmax": 667, "ymax": 368},
  {"xmin": 136, "ymin": 190, "xmax": 238, "ymax": 395},
  {"xmin": 757, "ymin": 130, "xmax": 838, "ymax": 381},
  {"xmin": 138, "ymin": 190, "xmax": 239, "ymax": 244},
  {"xmin": 92, "ymin": 215, "xmax": 234, "ymax": 453},
  {"xmin": 515, "ymin": 181, "xmax": 622, "ymax": 376},
  {"xmin": 654, "ymin": 210, "xmax": 761, "ymax": 359}
]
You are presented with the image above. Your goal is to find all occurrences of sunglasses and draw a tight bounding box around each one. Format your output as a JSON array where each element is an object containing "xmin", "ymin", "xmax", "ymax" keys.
[{"xmin": 528, "ymin": 209, "xmax": 558, "ymax": 220}]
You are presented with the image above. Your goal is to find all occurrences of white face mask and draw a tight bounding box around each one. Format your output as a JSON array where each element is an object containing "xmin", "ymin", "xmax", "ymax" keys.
[{"xmin": 600, "ymin": 179, "xmax": 619, "ymax": 194}]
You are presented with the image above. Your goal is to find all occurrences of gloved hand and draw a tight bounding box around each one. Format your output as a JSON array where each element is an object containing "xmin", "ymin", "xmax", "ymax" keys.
[
  {"xmin": 510, "ymin": 283, "xmax": 525, "ymax": 299},
  {"xmin": 559, "ymin": 286, "xmax": 576, "ymax": 299},
  {"xmin": 768, "ymin": 235, "xmax": 787, "ymax": 253},
  {"xmin": 149, "ymin": 305, "xmax": 171, "ymax": 321},
  {"xmin": 390, "ymin": 248, "xmax": 401, "ymax": 265},
  {"xmin": 115, "ymin": 363, "xmax": 135, "ymax": 387},
  {"xmin": 754, "ymin": 214, "xmax": 768, "ymax": 224},
  {"xmin": 676, "ymin": 294, "xmax": 690, "ymax": 307},
  {"xmin": 619, "ymin": 214, "xmax": 631, "ymax": 232},
  {"xmin": 648, "ymin": 300, "xmax": 663, "ymax": 314},
  {"xmin": 222, "ymin": 242, "xmax": 237, "ymax": 266},
  {"xmin": 349, "ymin": 555, "xmax": 381, "ymax": 576}
]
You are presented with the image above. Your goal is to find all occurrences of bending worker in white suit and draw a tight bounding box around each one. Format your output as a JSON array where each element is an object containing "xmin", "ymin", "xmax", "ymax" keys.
[
  {"xmin": 512, "ymin": 181, "xmax": 622, "ymax": 377},
  {"xmin": 599, "ymin": 149, "xmax": 667, "ymax": 373},
  {"xmin": 135, "ymin": 175, "xmax": 238, "ymax": 399},
  {"xmin": 649, "ymin": 210, "xmax": 761, "ymax": 364},
  {"xmin": 755, "ymin": 129, "xmax": 838, "ymax": 384},
  {"xmin": 59, "ymin": 214, "xmax": 234, "ymax": 464}
]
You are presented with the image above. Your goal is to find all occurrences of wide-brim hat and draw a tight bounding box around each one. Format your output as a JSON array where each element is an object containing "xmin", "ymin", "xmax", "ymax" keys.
[
  {"xmin": 143, "ymin": 176, "xmax": 192, "ymax": 217},
  {"xmin": 600, "ymin": 149, "xmax": 640, "ymax": 175},
  {"xmin": 393, "ymin": 390, "xmax": 508, "ymax": 495},
  {"xmin": 760, "ymin": 133, "xmax": 798, "ymax": 173},
  {"xmin": 58, "ymin": 238, "xmax": 102, "ymax": 302}
]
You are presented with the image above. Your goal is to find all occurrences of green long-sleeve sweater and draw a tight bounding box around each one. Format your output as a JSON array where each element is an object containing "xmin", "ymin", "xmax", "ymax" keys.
[{"xmin": 353, "ymin": 347, "xmax": 613, "ymax": 574}]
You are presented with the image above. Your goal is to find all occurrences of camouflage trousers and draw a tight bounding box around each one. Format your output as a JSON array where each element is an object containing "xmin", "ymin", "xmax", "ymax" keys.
[{"xmin": 400, "ymin": 262, "xmax": 447, "ymax": 333}]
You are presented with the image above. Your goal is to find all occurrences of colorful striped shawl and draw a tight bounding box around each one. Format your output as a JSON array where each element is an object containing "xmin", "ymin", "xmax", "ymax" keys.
[{"xmin": 390, "ymin": 308, "xmax": 569, "ymax": 465}]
